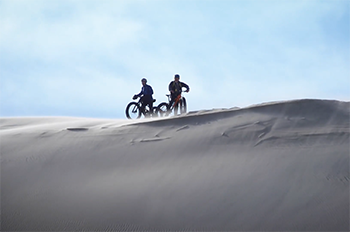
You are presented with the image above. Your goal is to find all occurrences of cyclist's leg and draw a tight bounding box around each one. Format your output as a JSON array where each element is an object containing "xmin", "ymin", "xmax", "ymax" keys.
[
  {"xmin": 174, "ymin": 103, "xmax": 179, "ymax": 115},
  {"xmin": 147, "ymin": 98, "xmax": 154, "ymax": 116},
  {"xmin": 150, "ymin": 100, "xmax": 154, "ymax": 115},
  {"xmin": 143, "ymin": 96, "xmax": 153, "ymax": 117},
  {"xmin": 170, "ymin": 93, "xmax": 178, "ymax": 108},
  {"xmin": 140, "ymin": 96, "xmax": 146, "ymax": 114},
  {"xmin": 171, "ymin": 93, "xmax": 179, "ymax": 115}
]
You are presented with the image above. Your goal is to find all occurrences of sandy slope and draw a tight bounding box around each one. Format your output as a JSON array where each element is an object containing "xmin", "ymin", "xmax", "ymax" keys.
[{"xmin": 1, "ymin": 99, "xmax": 349, "ymax": 231}]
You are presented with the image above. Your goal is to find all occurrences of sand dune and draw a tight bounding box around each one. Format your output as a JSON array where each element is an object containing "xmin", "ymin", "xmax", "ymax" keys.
[{"xmin": 1, "ymin": 99, "xmax": 349, "ymax": 231}]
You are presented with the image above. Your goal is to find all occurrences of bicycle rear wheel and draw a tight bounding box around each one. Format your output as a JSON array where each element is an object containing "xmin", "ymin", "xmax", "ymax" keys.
[{"xmin": 125, "ymin": 102, "xmax": 141, "ymax": 119}]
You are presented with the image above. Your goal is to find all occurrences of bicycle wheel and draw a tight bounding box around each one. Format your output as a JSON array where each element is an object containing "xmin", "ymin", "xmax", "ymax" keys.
[
  {"xmin": 180, "ymin": 97, "xmax": 187, "ymax": 114},
  {"xmin": 156, "ymin": 102, "xmax": 170, "ymax": 117},
  {"xmin": 125, "ymin": 102, "xmax": 141, "ymax": 119}
]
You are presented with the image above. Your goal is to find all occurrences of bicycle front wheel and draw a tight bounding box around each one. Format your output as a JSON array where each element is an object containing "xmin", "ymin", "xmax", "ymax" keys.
[
  {"xmin": 180, "ymin": 97, "xmax": 187, "ymax": 114},
  {"xmin": 156, "ymin": 102, "xmax": 170, "ymax": 117},
  {"xmin": 125, "ymin": 102, "xmax": 141, "ymax": 119}
]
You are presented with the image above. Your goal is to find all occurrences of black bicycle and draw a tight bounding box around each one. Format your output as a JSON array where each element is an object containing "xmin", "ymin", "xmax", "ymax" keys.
[
  {"xmin": 156, "ymin": 93, "xmax": 187, "ymax": 117},
  {"xmin": 125, "ymin": 97, "xmax": 157, "ymax": 119}
]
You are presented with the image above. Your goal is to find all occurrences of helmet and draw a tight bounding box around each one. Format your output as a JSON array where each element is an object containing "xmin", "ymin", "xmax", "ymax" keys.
[
  {"xmin": 141, "ymin": 78, "xmax": 147, "ymax": 83},
  {"xmin": 174, "ymin": 74, "xmax": 180, "ymax": 79}
]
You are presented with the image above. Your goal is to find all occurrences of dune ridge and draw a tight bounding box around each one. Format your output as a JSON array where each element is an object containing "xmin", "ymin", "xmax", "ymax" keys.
[{"xmin": 1, "ymin": 99, "xmax": 349, "ymax": 231}]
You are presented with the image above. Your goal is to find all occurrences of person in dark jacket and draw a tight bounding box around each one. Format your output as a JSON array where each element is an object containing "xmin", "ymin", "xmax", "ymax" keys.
[
  {"xmin": 133, "ymin": 78, "xmax": 154, "ymax": 115},
  {"xmin": 168, "ymin": 74, "xmax": 190, "ymax": 114}
]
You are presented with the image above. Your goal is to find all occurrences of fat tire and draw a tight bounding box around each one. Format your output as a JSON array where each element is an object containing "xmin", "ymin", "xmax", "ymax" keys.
[
  {"xmin": 125, "ymin": 102, "xmax": 141, "ymax": 119},
  {"xmin": 156, "ymin": 102, "xmax": 170, "ymax": 117},
  {"xmin": 180, "ymin": 97, "xmax": 187, "ymax": 114}
]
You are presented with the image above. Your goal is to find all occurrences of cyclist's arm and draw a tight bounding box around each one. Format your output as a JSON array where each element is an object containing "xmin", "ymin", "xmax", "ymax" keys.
[
  {"xmin": 181, "ymin": 82, "xmax": 190, "ymax": 92},
  {"xmin": 136, "ymin": 87, "xmax": 144, "ymax": 97}
]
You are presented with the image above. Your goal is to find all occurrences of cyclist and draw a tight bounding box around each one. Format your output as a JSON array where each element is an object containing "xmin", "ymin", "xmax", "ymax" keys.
[
  {"xmin": 168, "ymin": 74, "xmax": 190, "ymax": 114},
  {"xmin": 133, "ymin": 78, "xmax": 154, "ymax": 115}
]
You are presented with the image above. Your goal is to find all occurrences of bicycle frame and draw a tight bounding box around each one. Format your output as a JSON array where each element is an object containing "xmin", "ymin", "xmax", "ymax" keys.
[{"xmin": 167, "ymin": 94, "xmax": 183, "ymax": 110}]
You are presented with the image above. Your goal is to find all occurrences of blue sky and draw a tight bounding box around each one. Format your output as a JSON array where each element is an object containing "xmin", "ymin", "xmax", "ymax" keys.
[{"xmin": 0, "ymin": 0, "xmax": 349, "ymax": 118}]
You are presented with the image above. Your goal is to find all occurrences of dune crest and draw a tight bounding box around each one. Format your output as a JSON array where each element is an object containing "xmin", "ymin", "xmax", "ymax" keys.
[{"xmin": 1, "ymin": 99, "xmax": 349, "ymax": 231}]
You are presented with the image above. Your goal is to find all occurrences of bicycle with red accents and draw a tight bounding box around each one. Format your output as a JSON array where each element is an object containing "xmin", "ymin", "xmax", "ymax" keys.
[{"xmin": 156, "ymin": 92, "xmax": 187, "ymax": 117}]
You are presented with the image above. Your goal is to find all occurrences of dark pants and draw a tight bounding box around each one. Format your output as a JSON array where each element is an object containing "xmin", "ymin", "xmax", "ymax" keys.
[
  {"xmin": 170, "ymin": 93, "xmax": 180, "ymax": 115},
  {"xmin": 140, "ymin": 95, "xmax": 153, "ymax": 115}
]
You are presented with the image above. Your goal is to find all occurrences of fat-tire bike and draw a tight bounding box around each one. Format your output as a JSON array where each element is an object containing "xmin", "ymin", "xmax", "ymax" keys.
[
  {"xmin": 156, "ymin": 93, "xmax": 187, "ymax": 117},
  {"xmin": 125, "ymin": 97, "xmax": 157, "ymax": 119}
]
